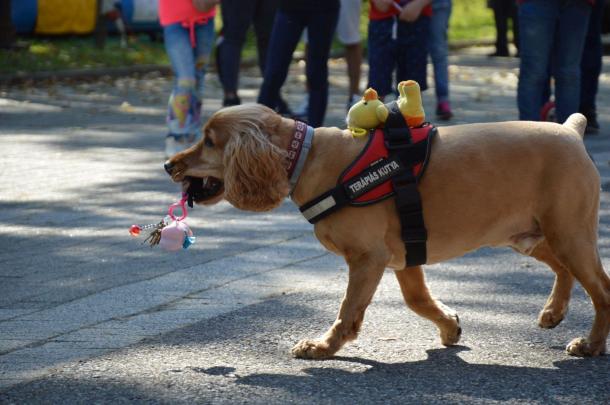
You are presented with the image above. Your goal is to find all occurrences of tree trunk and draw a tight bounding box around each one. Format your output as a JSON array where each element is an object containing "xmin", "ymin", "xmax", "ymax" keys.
[
  {"xmin": 94, "ymin": 0, "xmax": 107, "ymax": 49},
  {"xmin": 0, "ymin": 0, "xmax": 16, "ymax": 48}
]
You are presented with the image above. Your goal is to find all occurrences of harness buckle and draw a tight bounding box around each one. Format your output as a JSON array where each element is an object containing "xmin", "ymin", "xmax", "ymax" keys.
[{"xmin": 385, "ymin": 140, "xmax": 414, "ymax": 151}]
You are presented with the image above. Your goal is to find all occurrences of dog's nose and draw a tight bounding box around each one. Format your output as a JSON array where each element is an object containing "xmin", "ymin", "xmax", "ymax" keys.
[{"xmin": 164, "ymin": 161, "xmax": 175, "ymax": 176}]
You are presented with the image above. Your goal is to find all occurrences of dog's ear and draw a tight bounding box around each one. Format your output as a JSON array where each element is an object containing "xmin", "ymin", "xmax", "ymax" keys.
[{"xmin": 222, "ymin": 114, "xmax": 289, "ymax": 212}]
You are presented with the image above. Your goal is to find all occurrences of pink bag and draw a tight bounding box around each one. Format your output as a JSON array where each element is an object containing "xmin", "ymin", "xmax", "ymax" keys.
[{"xmin": 159, "ymin": 220, "xmax": 195, "ymax": 251}]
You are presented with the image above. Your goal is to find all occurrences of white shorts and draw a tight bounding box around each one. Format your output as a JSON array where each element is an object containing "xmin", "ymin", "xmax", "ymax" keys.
[{"xmin": 336, "ymin": 0, "xmax": 362, "ymax": 45}]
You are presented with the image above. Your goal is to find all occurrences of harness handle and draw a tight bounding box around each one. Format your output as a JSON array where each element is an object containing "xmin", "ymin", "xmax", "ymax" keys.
[{"xmin": 168, "ymin": 193, "xmax": 189, "ymax": 221}]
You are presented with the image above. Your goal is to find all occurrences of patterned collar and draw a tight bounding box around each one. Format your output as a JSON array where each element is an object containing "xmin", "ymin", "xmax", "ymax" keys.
[{"xmin": 285, "ymin": 120, "xmax": 315, "ymax": 193}]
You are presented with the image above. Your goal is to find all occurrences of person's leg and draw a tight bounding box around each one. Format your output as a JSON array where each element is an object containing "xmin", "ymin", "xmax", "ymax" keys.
[
  {"xmin": 397, "ymin": 16, "xmax": 430, "ymax": 92},
  {"xmin": 492, "ymin": 0, "xmax": 509, "ymax": 56},
  {"xmin": 257, "ymin": 10, "xmax": 305, "ymax": 112},
  {"xmin": 552, "ymin": 0, "xmax": 591, "ymax": 123},
  {"xmin": 191, "ymin": 18, "xmax": 215, "ymax": 140},
  {"xmin": 517, "ymin": 0, "xmax": 557, "ymax": 121},
  {"xmin": 337, "ymin": 0, "xmax": 363, "ymax": 106},
  {"xmin": 163, "ymin": 23, "xmax": 198, "ymax": 156},
  {"xmin": 579, "ymin": 0, "xmax": 604, "ymax": 133},
  {"xmin": 218, "ymin": 0, "xmax": 256, "ymax": 104},
  {"xmin": 253, "ymin": 0, "xmax": 290, "ymax": 114},
  {"xmin": 429, "ymin": 0, "xmax": 452, "ymax": 119},
  {"xmin": 253, "ymin": 0, "xmax": 280, "ymax": 76},
  {"xmin": 510, "ymin": 0, "xmax": 520, "ymax": 54},
  {"xmin": 367, "ymin": 19, "xmax": 396, "ymax": 100},
  {"xmin": 305, "ymin": 9, "xmax": 339, "ymax": 127}
]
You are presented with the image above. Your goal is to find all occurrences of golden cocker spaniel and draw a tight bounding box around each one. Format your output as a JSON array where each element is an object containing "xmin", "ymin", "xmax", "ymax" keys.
[{"xmin": 164, "ymin": 103, "xmax": 610, "ymax": 359}]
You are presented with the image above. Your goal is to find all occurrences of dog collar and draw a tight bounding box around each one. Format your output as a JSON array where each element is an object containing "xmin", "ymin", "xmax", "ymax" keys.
[{"xmin": 286, "ymin": 120, "xmax": 314, "ymax": 193}]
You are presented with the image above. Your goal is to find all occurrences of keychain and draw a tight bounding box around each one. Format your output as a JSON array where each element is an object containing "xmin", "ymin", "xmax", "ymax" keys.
[{"xmin": 129, "ymin": 193, "xmax": 196, "ymax": 251}]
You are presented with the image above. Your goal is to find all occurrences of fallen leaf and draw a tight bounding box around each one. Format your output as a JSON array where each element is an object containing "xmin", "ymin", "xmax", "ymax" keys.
[{"xmin": 120, "ymin": 101, "xmax": 135, "ymax": 112}]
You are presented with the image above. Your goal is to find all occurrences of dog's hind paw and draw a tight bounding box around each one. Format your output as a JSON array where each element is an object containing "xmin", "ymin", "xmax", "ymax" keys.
[
  {"xmin": 291, "ymin": 339, "xmax": 333, "ymax": 360},
  {"xmin": 566, "ymin": 337, "xmax": 606, "ymax": 357},
  {"xmin": 440, "ymin": 313, "xmax": 462, "ymax": 346},
  {"xmin": 538, "ymin": 309, "xmax": 564, "ymax": 329}
]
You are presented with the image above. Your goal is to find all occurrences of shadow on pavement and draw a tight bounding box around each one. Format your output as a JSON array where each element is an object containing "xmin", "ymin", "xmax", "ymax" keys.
[{"xmin": 237, "ymin": 347, "xmax": 609, "ymax": 403}]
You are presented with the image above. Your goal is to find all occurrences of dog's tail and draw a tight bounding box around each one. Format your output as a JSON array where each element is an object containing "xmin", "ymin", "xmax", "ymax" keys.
[{"xmin": 563, "ymin": 113, "xmax": 587, "ymax": 139}]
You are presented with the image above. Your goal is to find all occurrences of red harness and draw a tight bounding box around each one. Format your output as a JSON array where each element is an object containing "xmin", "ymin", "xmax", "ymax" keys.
[{"xmin": 339, "ymin": 124, "xmax": 434, "ymax": 205}]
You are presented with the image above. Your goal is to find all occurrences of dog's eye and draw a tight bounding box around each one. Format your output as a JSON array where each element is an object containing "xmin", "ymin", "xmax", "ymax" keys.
[{"xmin": 204, "ymin": 137, "xmax": 214, "ymax": 148}]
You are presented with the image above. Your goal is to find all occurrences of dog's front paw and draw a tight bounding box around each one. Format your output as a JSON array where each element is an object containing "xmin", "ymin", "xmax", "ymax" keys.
[
  {"xmin": 538, "ymin": 308, "xmax": 564, "ymax": 329},
  {"xmin": 566, "ymin": 337, "xmax": 606, "ymax": 357},
  {"xmin": 291, "ymin": 339, "xmax": 333, "ymax": 359},
  {"xmin": 440, "ymin": 313, "xmax": 462, "ymax": 346}
]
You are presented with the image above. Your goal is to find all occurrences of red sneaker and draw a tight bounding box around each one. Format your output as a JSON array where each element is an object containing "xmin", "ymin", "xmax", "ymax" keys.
[
  {"xmin": 540, "ymin": 100, "xmax": 556, "ymax": 122},
  {"xmin": 436, "ymin": 101, "xmax": 453, "ymax": 121}
]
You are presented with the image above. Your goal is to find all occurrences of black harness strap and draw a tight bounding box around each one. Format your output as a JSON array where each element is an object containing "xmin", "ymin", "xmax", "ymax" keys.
[{"xmin": 384, "ymin": 102, "xmax": 428, "ymax": 266}]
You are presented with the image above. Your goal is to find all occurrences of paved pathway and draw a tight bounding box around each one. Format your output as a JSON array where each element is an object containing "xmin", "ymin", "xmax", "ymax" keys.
[{"xmin": 1, "ymin": 48, "xmax": 609, "ymax": 403}]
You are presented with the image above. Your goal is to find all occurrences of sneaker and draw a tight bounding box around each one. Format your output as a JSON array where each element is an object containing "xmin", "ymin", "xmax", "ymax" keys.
[
  {"xmin": 222, "ymin": 95, "xmax": 241, "ymax": 107},
  {"xmin": 436, "ymin": 101, "xmax": 453, "ymax": 121},
  {"xmin": 293, "ymin": 94, "xmax": 309, "ymax": 119},
  {"xmin": 488, "ymin": 49, "xmax": 510, "ymax": 58},
  {"xmin": 165, "ymin": 134, "xmax": 187, "ymax": 158},
  {"xmin": 540, "ymin": 100, "xmax": 556, "ymax": 122}
]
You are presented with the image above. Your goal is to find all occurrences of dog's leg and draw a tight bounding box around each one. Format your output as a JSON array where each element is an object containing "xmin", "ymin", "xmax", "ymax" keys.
[
  {"xmin": 558, "ymin": 248, "xmax": 610, "ymax": 357},
  {"xmin": 291, "ymin": 252, "xmax": 386, "ymax": 359},
  {"xmin": 394, "ymin": 266, "xmax": 462, "ymax": 346},
  {"xmin": 549, "ymin": 232, "xmax": 610, "ymax": 356},
  {"xmin": 529, "ymin": 241, "xmax": 574, "ymax": 329}
]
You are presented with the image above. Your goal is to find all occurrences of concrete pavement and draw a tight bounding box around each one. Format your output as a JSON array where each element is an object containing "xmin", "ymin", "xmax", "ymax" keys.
[{"xmin": 1, "ymin": 48, "xmax": 610, "ymax": 403}]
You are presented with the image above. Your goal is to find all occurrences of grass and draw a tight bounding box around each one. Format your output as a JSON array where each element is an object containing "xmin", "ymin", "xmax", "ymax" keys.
[
  {"xmin": 449, "ymin": 0, "xmax": 495, "ymax": 42},
  {"xmin": 0, "ymin": 35, "xmax": 169, "ymax": 75},
  {"xmin": 0, "ymin": 0, "xmax": 495, "ymax": 75}
]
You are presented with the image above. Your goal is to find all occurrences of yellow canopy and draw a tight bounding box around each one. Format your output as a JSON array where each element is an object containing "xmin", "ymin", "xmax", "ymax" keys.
[{"xmin": 35, "ymin": 0, "xmax": 98, "ymax": 34}]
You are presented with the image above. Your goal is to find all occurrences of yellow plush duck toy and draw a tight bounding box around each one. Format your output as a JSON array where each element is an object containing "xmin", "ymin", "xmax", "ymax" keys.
[
  {"xmin": 346, "ymin": 88, "xmax": 389, "ymax": 137},
  {"xmin": 346, "ymin": 80, "xmax": 426, "ymax": 137},
  {"xmin": 397, "ymin": 80, "xmax": 425, "ymax": 127}
]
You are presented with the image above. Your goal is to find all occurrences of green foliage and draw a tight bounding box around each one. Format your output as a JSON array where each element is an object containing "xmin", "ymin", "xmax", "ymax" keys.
[
  {"xmin": 449, "ymin": 0, "xmax": 495, "ymax": 41},
  {"xmin": 0, "ymin": 36, "xmax": 168, "ymax": 74}
]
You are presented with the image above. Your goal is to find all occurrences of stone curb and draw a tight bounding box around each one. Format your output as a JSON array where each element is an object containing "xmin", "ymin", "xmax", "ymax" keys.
[{"xmin": 0, "ymin": 64, "xmax": 173, "ymax": 86}]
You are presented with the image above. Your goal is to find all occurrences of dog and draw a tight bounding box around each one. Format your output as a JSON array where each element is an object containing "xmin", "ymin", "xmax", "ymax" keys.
[{"xmin": 164, "ymin": 103, "xmax": 610, "ymax": 359}]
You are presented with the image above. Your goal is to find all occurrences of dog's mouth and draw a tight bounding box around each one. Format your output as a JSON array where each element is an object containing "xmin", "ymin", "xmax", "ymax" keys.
[{"xmin": 184, "ymin": 176, "xmax": 224, "ymax": 206}]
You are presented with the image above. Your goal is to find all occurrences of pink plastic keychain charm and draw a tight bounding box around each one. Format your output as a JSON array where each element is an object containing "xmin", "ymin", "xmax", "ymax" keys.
[{"xmin": 129, "ymin": 193, "xmax": 196, "ymax": 251}]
